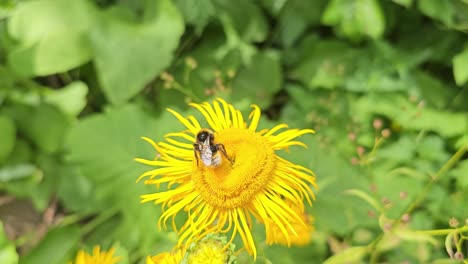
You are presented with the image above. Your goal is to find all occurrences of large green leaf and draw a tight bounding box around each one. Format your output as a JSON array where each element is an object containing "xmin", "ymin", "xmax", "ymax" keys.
[
  {"xmin": 213, "ymin": 0, "xmax": 268, "ymax": 43},
  {"xmin": 322, "ymin": 0, "xmax": 385, "ymax": 41},
  {"xmin": 65, "ymin": 104, "xmax": 182, "ymax": 250},
  {"xmin": 22, "ymin": 104, "xmax": 71, "ymax": 154},
  {"xmin": 20, "ymin": 226, "xmax": 80, "ymax": 264},
  {"xmin": 89, "ymin": 0, "xmax": 184, "ymax": 105},
  {"xmin": 352, "ymin": 95, "xmax": 467, "ymax": 138},
  {"xmin": 43, "ymin": 81, "xmax": 89, "ymax": 117},
  {"xmin": 7, "ymin": 0, "xmax": 95, "ymax": 76},
  {"xmin": 453, "ymin": 46, "xmax": 468, "ymax": 86},
  {"xmin": 231, "ymin": 50, "xmax": 282, "ymax": 108},
  {"xmin": 289, "ymin": 39, "xmax": 358, "ymax": 90},
  {"xmin": 274, "ymin": 0, "xmax": 327, "ymax": 47},
  {"xmin": 0, "ymin": 115, "xmax": 15, "ymax": 164},
  {"xmin": 175, "ymin": 0, "xmax": 214, "ymax": 34},
  {"xmin": 417, "ymin": 0, "xmax": 454, "ymax": 26},
  {"xmin": 450, "ymin": 160, "xmax": 468, "ymax": 189},
  {"xmin": 0, "ymin": 222, "xmax": 18, "ymax": 264}
]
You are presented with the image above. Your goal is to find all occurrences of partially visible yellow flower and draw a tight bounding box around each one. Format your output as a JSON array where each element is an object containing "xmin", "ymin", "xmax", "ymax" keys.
[
  {"xmin": 71, "ymin": 246, "xmax": 120, "ymax": 264},
  {"xmin": 185, "ymin": 234, "xmax": 236, "ymax": 264},
  {"xmin": 146, "ymin": 247, "xmax": 184, "ymax": 264},
  {"xmin": 265, "ymin": 201, "xmax": 314, "ymax": 246},
  {"xmin": 136, "ymin": 98, "xmax": 317, "ymax": 259}
]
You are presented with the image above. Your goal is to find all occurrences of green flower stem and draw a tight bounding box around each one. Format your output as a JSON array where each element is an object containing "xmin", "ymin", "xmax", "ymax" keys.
[{"xmin": 369, "ymin": 144, "xmax": 468, "ymax": 264}]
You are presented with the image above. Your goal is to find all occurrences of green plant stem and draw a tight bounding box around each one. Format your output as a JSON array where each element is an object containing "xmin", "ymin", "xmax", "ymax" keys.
[
  {"xmin": 405, "ymin": 144, "xmax": 467, "ymax": 215},
  {"xmin": 416, "ymin": 225, "xmax": 468, "ymax": 236},
  {"xmin": 81, "ymin": 208, "xmax": 120, "ymax": 236},
  {"xmin": 59, "ymin": 212, "xmax": 94, "ymax": 227},
  {"xmin": 369, "ymin": 144, "xmax": 468, "ymax": 264},
  {"xmin": 171, "ymin": 81, "xmax": 202, "ymax": 102}
]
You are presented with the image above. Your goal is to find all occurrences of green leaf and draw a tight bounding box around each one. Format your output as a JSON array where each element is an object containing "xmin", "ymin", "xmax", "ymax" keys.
[
  {"xmin": 231, "ymin": 50, "xmax": 282, "ymax": 108},
  {"xmin": 43, "ymin": 81, "xmax": 89, "ymax": 117},
  {"xmin": 0, "ymin": 0, "xmax": 16, "ymax": 20},
  {"xmin": 57, "ymin": 166, "xmax": 95, "ymax": 212},
  {"xmin": 417, "ymin": 0, "xmax": 454, "ymax": 26},
  {"xmin": 89, "ymin": 0, "xmax": 184, "ymax": 104},
  {"xmin": 65, "ymin": 104, "xmax": 178, "ymax": 250},
  {"xmin": 322, "ymin": 0, "xmax": 385, "ymax": 40},
  {"xmin": 392, "ymin": 0, "xmax": 413, "ymax": 8},
  {"xmin": 20, "ymin": 226, "xmax": 80, "ymax": 264},
  {"xmin": 213, "ymin": 0, "xmax": 268, "ymax": 43},
  {"xmin": 451, "ymin": 160, "xmax": 468, "ymax": 189},
  {"xmin": 3, "ymin": 138, "xmax": 33, "ymax": 165},
  {"xmin": 23, "ymin": 104, "xmax": 70, "ymax": 154},
  {"xmin": 0, "ymin": 222, "xmax": 18, "ymax": 264},
  {"xmin": 0, "ymin": 115, "xmax": 15, "ymax": 163},
  {"xmin": 453, "ymin": 46, "xmax": 468, "ymax": 86},
  {"xmin": 344, "ymin": 189, "xmax": 383, "ymax": 214},
  {"xmin": 65, "ymin": 104, "xmax": 164, "ymax": 185},
  {"xmin": 0, "ymin": 163, "xmax": 38, "ymax": 182},
  {"xmin": 353, "ymin": 95, "xmax": 467, "ymax": 137},
  {"xmin": 275, "ymin": 0, "xmax": 327, "ymax": 47},
  {"xmin": 7, "ymin": 0, "xmax": 95, "ymax": 76},
  {"xmin": 289, "ymin": 39, "xmax": 358, "ymax": 90},
  {"xmin": 415, "ymin": 135, "xmax": 449, "ymax": 162},
  {"xmin": 175, "ymin": 0, "xmax": 214, "ymax": 34}
]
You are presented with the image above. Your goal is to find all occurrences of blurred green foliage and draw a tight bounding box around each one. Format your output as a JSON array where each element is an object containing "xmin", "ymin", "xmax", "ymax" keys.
[{"xmin": 0, "ymin": 0, "xmax": 467, "ymax": 263}]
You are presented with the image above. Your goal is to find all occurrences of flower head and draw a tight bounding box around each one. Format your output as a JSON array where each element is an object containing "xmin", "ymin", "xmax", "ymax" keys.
[
  {"xmin": 71, "ymin": 246, "xmax": 120, "ymax": 264},
  {"xmin": 185, "ymin": 234, "xmax": 236, "ymax": 264},
  {"xmin": 146, "ymin": 247, "xmax": 184, "ymax": 264},
  {"xmin": 136, "ymin": 98, "xmax": 317, "ymax": 258}
]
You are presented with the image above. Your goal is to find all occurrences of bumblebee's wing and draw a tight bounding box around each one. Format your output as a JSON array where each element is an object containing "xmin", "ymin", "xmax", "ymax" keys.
[{"xmin": 200, "ymin": 141, "xmax": 212, "ymax": 166}]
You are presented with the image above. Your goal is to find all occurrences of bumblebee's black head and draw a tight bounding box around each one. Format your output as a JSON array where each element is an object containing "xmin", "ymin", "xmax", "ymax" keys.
[{"xmin": 196, "ymin": 129, "xmax": 213, "ymax": 143}]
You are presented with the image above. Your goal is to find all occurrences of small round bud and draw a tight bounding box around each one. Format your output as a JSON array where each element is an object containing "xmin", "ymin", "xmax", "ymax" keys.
[
  {"xmin": 449, "ymin": 217, "xmax": 459, "ymax": 228},
  {"xmin": 418, "ymin": 100, "xmax": 425, "ymax": 108},
  {"xmin": 350, "ymin": 157, "xmax": 359, "ymax": 165},
  {"xmin": 348, "ymin": 132, "xmax": 356, "ymax": 141},
  {"xmin": 381, "ymin": 129, "xmax": 391, "ymax": 138},
  {"xmin": 204, "ymin": 88, "xmax": 213, "ymax": 96},
  {"xmin": 227, "ymin": 69, "xmax": 236, "ymax": 78},
  {"xmin": 185, "ymin": 57, "xmax": 197, "ymax": 69},
  {"xmin": 381, "ymin": 197, "xmax": 391, "ymax": 205},
  {"xmin": 401, "ymin": 214, "xmax": 410, "ymax": 223},
  {"xmin": 357, "ymin": 146, "xmax": 365, "ymax": 156},
  {"xmin": 368, "ymin": 210, "xmax": 375, "ymax": 218},
  {"xmin": 454, "ymin": 251, "xmax": 464, "ymax": 260},
  {"xmin": 369, "ymin": 184, "xmax": 377, "ymax": 193},
  {"xmin": 384, "ymin": 222, "xmax": 392, "ymax": 231},
  {"xmin": 373, "ymin": 119, "xmax": 383, "ymax": 130},
  {"xmin": 399, "ymin": 191, "xmax": 407, "ymax": 199}
]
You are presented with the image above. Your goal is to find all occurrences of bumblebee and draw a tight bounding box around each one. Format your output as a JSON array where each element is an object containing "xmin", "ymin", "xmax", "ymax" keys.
[{"xmin": 194, "ymin": 129, "xmax": 232, "ymax": 167}]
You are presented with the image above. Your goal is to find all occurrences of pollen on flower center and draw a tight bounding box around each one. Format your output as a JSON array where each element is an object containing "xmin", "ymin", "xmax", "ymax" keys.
[{"xmin": 192, "ymin": 127, "xmax": 276, "ymax": 209}]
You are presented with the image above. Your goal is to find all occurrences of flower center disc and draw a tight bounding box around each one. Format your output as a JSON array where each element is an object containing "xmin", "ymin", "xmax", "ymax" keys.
[{"xmin": 192, "ymin": 128, "xmax": 276, "ymax": 209}]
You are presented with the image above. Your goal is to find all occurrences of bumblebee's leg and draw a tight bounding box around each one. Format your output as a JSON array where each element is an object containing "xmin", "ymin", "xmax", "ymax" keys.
[
  {"xmin": 216, "ymin": 143, "xmax": 233, "ymax": 164},
  {"xmin": 193, "ymin": 143, "xmax": 200, "ymax": 167}
]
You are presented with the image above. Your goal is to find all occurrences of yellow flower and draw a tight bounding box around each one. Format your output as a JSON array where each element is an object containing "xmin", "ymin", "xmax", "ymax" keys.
[
  {"xmin": 146, "ymin": 247, "xmax": 184, "ymax": 264},
  {"xmin": 265, "ymin": 201, "xmax": 314, "ymax": 246},
  {"xmin": 136, "ymin": 98, "xmax": 317, "ymax": 259},
  {"xmin": 71, "ymin": 246, "xmax": 120, "ymax": 264}
]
